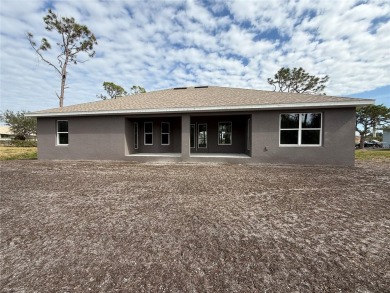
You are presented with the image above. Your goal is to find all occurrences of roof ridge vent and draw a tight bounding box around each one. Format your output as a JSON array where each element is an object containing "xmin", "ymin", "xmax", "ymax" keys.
[
  {"xmin": 194, "ymin": 86, "xmax": 208, "ymax": 89},
  {"xmin": 173, "ymin": 87, "xmax": 187, "ymax": 90}
]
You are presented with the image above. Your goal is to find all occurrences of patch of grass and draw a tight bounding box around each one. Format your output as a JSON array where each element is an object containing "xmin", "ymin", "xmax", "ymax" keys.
[
  {"xmin": 355, "ymin": 149, "xmax": 390, "ymax": 161},
  {"xmin": 8, "ymin": 140, "xmax": 37, "ymax": 147},
  {"xmin": 0, "ymin": 146, "xmax": 37, "ymax": 160}
]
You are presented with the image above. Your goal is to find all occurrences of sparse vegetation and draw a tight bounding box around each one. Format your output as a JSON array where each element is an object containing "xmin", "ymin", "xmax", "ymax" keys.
[
  {"xmin": 0, "ymin": 110, "xmax": 37, "ymax": 140},
  {"xmin": 0, "ymin": 146, "xmax": 37, "ymax": 160},
  {"xmin": 6, "ymin": 140, "xmax": 37, "ymax": 147},
  {"xmin": 355, "ymin": 149, "xmax": 390, "ymax": 161}
]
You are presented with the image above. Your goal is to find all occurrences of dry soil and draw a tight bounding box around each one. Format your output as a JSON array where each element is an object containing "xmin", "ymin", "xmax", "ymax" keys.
[{"xmin": 1, "ymin": 160, "xmax": 389, "ymax": 292}]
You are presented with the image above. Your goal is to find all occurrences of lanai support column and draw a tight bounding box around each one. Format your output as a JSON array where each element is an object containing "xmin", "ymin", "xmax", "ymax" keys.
[
  {"xmin": 181, "ymin": 114, "xmax": 190, "ymax": 161},
  {"xmin": 251, "ymin": 112, "xmax": 262, "ymax": 159}
]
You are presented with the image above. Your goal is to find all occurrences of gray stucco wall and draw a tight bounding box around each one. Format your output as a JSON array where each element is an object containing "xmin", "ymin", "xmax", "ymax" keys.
[
  {"xmin": 251, "ymin": 107, "xmax": 356, "ymax": 166},
  {"xmin": 36, "ymin": 107, "xmax": 356, "ymax": 165},
  {"xmin": 37, "ymin": 116, "xmax": 126, "ymax": 160}
]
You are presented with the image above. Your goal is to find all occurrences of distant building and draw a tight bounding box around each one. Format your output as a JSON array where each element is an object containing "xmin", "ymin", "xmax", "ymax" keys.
[
  {"xmin": 383, "ymin": 130, "xmax": 390, "ymax": 148},
  {"xmin": 0, "ymin": 126, "xmax": 15, "ymax": 141},
  {"xmin": 0, "ymin": 125, "xmax": 36, "ymax": 141}
]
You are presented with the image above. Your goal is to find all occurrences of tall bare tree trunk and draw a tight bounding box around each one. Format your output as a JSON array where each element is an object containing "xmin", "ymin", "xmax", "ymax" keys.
[
  {"xmin": 60, "ymin": 74, "xmax": 65, "ymax": 108},
  {"xmin": 59, "ymin": 55, "xmax": 68, "ymax": 108}
]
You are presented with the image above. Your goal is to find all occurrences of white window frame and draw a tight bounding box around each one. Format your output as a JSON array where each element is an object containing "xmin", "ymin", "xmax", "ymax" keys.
[
  {"xmin": 56, "ymin": 120, "xmax": 68, "ymax": 146},
  {"xmin": 134, "ymin": 122, "xmax": 138, "ymax": 149},
  {"xmin": 279, "ymin": 113, "xmax": 322, "ymax": 147},
  {"xmin": 161, "ymin": 122, "xmax": 170, "ymax": 145},
  {"xmin": 198, "ymin": 123, "xmax": 207, "ymax": 148},
  {"xmin": 218, "ymin": 121, "xmax": 232, "ymax": 145},
  {"xmin": 144, "ymin": 122, "xmax": 153, "ymax": 145}
]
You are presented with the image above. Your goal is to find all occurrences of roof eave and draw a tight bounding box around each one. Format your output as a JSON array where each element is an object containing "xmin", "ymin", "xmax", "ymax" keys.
[{"xmin": 27, "ymin": 100, "xmax": 375, "ymax": 117}]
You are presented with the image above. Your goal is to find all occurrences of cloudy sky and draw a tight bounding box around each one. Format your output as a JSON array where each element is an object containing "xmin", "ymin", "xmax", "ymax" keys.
[{"xmin": 1, "ymin": 0, "xmax": 389, "ymax": 113}]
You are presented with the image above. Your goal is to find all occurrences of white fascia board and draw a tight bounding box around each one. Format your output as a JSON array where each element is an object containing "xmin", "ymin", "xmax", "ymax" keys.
[{"xmin": 27, "ymin": 100, "xmax": 375, "ymax": 117}]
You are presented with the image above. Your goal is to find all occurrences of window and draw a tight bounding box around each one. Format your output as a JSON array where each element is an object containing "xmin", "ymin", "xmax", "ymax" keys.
[
  {"xmin": 144, "ymin": 122, "xmax": 153, "ymax": 145},
  {"xmin": 190, "ymin": 124, "xmax": 195, "ymax": 148},
  {"xmin": 161, "ymin": 122, "xmax": 170, "ymax": 145},
  {"xmin": 57, "ymin": 120, "xmax": 68, "ymax": 145},
  {"xmin": 247, "ymin": 118, "xmax": 251, "ymax": 151},
  {"xmin": 198, "ymin": 124, "xmax": 207, "ymax": 148},
  {"xmin": 280, "ymin": 113, "xmax": 322, "ymax": 146},
  {"xmin": 218, "ymin": 122, "xmax": 232, "ymax": 145},
  {"xmin": 134, "ymin": 122, "xmax": 138, "ymax": 149}
]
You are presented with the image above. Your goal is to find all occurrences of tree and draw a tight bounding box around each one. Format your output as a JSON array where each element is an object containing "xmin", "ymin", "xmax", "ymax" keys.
[
  {"xmin": 27, "ymin": 9, "xmax": 97, "ymax": 108},
  {"xmin": 268, "ymin": 67, "xmax": 329, "ymax": 95},
  {"xmin": 97, "ymin": 83, "xmax": 146, "ymax": 99},
  {"xmin": 0, "ymin": 110, "xmax": 37, "ymax": 140},
  {"xmin": 97, "ymin": 82, "xmax": 128, "ymax": 100},
  {"xmin": 368, "ymin": 104, "xmax": 390, "ymax": 137},
  {"xmin": 356, "ymin": 104, "xmax": 390, "ymax": 149},
  {"xmin": 129, "ymin": 85, "xmax": 146, "ymax": 95}
]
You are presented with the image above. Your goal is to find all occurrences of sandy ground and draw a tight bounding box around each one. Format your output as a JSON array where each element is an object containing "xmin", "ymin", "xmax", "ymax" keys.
[{"xmin": 1, "ymin": 160, "xmax": 389, "ymax": 292}]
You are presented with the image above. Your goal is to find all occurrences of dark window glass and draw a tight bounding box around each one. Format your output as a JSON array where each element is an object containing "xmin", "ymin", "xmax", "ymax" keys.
[
  {"xmin": 58, "ymin": 120, "xmax": 68, "ymax": 132},
  {"xmin": 281, "ymin": 114, "xmax": 299, "ymax": 128},
  {"xmin": 57, "ymin": 120, "xmax": 68, "ymax": 145},
  {"xmin": 198, "ymin": 124, "xmax": 207, "ymax": 148},
  {"xmin": 161, "ymin": 122, "xmax": 169, "ymax": 145},
  {"xmin": 301, "ymin": 113, "xmax": 321, "ymax": 128},
  {"xmin": 223, "ymin": 133, "xmax": 231, "ymax": 144},
  {"xmin": 144, "ymin": 122, "xmax": 153, "ymax": 145},
  {"xmin": 58, "ymin": 133, "xmax": 68, "ymax": 144},
  {"xmin": 161, "ymin": 122, "xmax": 169, "ymax": 133},
  {"xmin": 218, "ymin": 122, "xmax": 232, "ymax": 145},
  {"xmin": 280, "ymin": 130, "xmax": 298, "ymax": 144},
  {"xmin": 247, "ymin": 119, "xmax": 251, "ymax": 150},
  {"xmin": 162, "ymin": 134, "xmax": 169, "ymax": 145},
  {"xmin": 190, "ymin": 124, "xmax": 195, "ymax": 148},
  {"xmin": 134, "ymin": 123, "xmax": 138, "ymax": 149},
  {"xmin": 144, "ymin": 122, "xmax": 153, "ymax": 133},
  {"xmin": 145, "ymin": 134, "xmax": 153, "ymax": 145},
  {"xmin": 301, "ymin": 130, "xmax": 320, "ymax": 144}
]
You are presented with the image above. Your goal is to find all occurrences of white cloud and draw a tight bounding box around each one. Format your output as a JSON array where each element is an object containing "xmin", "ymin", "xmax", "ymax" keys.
[{"xmin": 0, "ymin": 0, "xmax": 389, "ymax": 113}]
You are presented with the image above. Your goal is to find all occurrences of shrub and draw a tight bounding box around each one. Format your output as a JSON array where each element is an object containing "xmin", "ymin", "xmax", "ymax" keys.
[{"xmin": 9, "ymin": 140, "xmax": 37, "ymax": 147}]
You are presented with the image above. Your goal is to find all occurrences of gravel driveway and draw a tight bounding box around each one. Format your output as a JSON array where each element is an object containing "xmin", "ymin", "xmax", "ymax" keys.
[{"xmin": 1, "ymin": 160, "xmax": 389, "ymax": 292}]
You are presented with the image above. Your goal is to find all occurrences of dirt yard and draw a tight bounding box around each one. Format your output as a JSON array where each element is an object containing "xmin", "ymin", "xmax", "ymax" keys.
[{"xmin": 1, "ymin": 160, "xmax": 389, "ymax": 292}]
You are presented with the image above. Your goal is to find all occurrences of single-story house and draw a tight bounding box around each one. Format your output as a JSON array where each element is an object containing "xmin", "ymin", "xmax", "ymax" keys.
[
  {"xmin": 0, "ymin": 126, "xmax": 15, "ymax": 141},
  {"xmin": 28, "ymin": 86, "xmax": 374, "ymax": 166},
  {"xmin": 0, "ymin": 125, "xmax": 37, "ymax": 141}
]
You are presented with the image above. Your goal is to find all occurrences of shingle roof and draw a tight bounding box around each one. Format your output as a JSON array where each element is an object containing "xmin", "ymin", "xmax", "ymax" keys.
[{"xmin": 30, "ymin": 86, "xmax": 374, "ymax": 117}]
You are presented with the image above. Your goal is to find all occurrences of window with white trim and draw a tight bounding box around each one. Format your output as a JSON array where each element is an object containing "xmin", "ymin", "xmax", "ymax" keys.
[
  {"xmin": 218, "ymin": 122, "xmax": 232, "ymax": 145},
  {"xmin": 198, "ymin": 124, "xmax": 207, "ymax": 148},
  {"xmin": 280, "ymin": 113, "xmax": 322, "ymax": 146},
  {"xmin": 134, "ymin": 122, "xmax": 138, "ymax": 149},
  {"xmin": 57, "ymin": 120, "xmax": 68, "ymax": 145},
  {"xmin": 161, "ymin": 122, "xmax": 170, "ymax": 145},
  {"xmin": 144, "ymin": 122, "xmax": 153, "ymax": 145}
]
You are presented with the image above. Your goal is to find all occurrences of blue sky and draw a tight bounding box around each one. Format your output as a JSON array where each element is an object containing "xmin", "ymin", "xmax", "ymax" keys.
[{"xmin": 0, "ymin": 0, "xmax": 389, "ymax": 113}]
